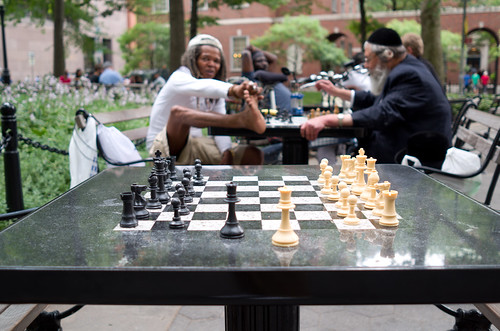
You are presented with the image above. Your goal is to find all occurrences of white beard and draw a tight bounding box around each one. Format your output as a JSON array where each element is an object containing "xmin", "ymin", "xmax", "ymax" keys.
[{"xmin": 369, "ymin": 64, "xmax": 390, "ymax": 96}]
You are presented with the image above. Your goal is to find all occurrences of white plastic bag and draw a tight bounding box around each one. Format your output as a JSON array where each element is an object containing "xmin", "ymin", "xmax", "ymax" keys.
[
  {"xmin": 97, "ymin": 124, "xmax": 145, "ymax": 168},
  {"xmin": 401, "ymin": 155, "xmax": 422, "ymax": 167},
  {"xmin": 441, "ymin": 147, "xmax": 481, "ymax": 175},
  {"xmin": 69, "ymin": 116, "xmax": 99, "ymax": 188}
]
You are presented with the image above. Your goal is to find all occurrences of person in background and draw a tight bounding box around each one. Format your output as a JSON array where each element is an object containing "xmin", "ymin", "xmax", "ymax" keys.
[
  {"xmin": 73, "ymin": 68, "xmax": 88, "ymax": 89},
  {"xmin": 151, "ymin": 71, "xmax": 166, "ymax": 89},
  {"xmin": 480, "ymin": 70, "xmax": 489, "ymax": 94},
  {"xmin": 471, "ymin": 70, "xmax": 480, "ymax": 94},
  {"xmin": 402, "ymin": 32, "xmax": 442, "ymax": 89},
  {"xmin": 300, "ymin": 28, "xmax": 452, "ymax": 165},
  {"xmin": 147, "ymin": 34, "xmax": 266, "ymax": 165},
  {"xmin": 89, "ymin": 64, "xmax": 103, "ymax": 84},
  {"xmin": 59, "ymin": 70, "xmax": 71, "ymax": 84},
  {"xmin": 241, "ymin": 45, "xmax": 291, "ymax": 112},
  {"xmin": 99, "ymin": 61, "xmax": 124, "ymax": 85},
  {"xmin": 463, "ymin": 71, "xmax": 471, "ymax": 93}
]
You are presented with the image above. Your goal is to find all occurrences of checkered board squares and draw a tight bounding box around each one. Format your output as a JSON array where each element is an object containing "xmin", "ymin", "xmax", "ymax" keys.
[{"xmin": 114, "ymin": 175, "xmax": 400, "ymax": 232}]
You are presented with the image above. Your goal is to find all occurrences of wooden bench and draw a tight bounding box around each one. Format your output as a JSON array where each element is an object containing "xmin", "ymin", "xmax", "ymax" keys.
[
  {"xmin": 91, "ymin": 105, "xmax": 151, "ymax": 141},
  {"xmin": 475, "ymin": 303, "xmax": 500, "ymax": 329},
  {"xmin": 0, "ymin": 304, "xmax": 47, "ymax": 330}
]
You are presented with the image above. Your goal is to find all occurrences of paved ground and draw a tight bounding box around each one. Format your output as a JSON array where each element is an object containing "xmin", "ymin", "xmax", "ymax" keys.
[{"xmin": 46, "ymin": 152, "xmax": 499, "ymax": 331}]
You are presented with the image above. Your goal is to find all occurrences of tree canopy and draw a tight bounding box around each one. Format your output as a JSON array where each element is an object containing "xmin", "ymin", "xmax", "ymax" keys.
[{"xmin": 251, "ymin": 15, "xmax": 348, "ymax": 72}]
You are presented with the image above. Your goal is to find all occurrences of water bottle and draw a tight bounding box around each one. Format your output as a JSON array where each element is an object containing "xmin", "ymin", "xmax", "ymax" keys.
[{"xmin": 291, "ymin": 92, "xmax": 303, "ymax": 116}]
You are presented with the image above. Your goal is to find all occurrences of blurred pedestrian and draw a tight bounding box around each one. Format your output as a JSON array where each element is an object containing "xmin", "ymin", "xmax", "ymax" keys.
[{"xmin": 480, "ymin": 71, "xmax": 489, "ymax": 94}]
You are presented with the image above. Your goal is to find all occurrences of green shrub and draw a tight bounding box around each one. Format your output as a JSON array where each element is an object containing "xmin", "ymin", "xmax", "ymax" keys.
[{"xmin": 0, "ymin": 77, "xmax": 155, "ymax": 230}]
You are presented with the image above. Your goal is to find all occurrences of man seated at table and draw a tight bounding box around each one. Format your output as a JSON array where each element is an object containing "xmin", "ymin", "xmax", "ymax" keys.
[
  {"xmin": 300, "ymin": 28, "xmax": 452, "ymax": 164},
  {"xmin": 241, "ymin": 45, "xmax": 291, "ymax": 112},
  {"xmin": 147, "ymin": 34, "xmax": 266, "ymax": 165}
]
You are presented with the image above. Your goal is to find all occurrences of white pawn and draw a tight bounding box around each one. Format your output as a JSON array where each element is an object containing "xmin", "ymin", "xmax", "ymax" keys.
[
  {"xmin": 343, "ymin": 195, "xmax": 360, "ymax": 225},
  {"xmin": 327, "ymin": 175, "xmax": 340, "ymax": 201},
  {"xmin": 335, "ymin": 181, "xmax": 348, "ymax": 208},
  {"xmin": 321, "ymin": 170, "xmax": 334, "ymax": 195},
  {"xmin": 317, "ymin": 159, "xmax": 328, "ymax": 184},
  {"xmin": 336, "ymin": 187, "xmax": 350, "ymax": 217}
]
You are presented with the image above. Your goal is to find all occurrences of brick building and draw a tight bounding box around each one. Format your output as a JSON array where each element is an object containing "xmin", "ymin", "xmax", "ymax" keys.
[
  {"xmin": 1, "ymin": 1, "xmax": 499, "ymax": 89},
  {"xmin": 145, "ymin": 0, "xmax": 499, "ymax": 89}
]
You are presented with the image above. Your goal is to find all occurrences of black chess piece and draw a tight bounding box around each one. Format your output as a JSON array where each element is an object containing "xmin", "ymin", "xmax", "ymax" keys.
[
  {"xmin": 184, "ymin": 171, "xmax": 196, "ymax": 197},
  {"xmin": 154, "ymin": 159, "xmax": 171, "ymax": 204},
  {"xmin": 181, "ymin": 177, "xmax": 193, "ymax": 203},
  {"xmin": 220, "ymin": 182, "xmax": 244, "ymax": 239},
  {"xmin": 146, "ymin": 175, "xmax": 162, "ymax": 209},
  {"xmin": 193, "ymin": 163, "xmax": 206, "ymax": 186},
  {"xmin": 120, "ymin": 192, "xmax": 138, "ymax": 228},
  {"xmin": 169, "ymin": 198, "xmax": 185, "ymax": 229},
  {"xmin": 167, "ymin": 156, "xmax": 177, "ymax": 180},
  {"xmin": 131, "ymin": 183, "xmax": 149, "ymax": 219},
  {"xmin": 176, "ymin": 186, "xmax": 190, "ymax": 216},
  {"xmin": 164, "ymin": 159, "xmax": 173, "ymax": 191}
]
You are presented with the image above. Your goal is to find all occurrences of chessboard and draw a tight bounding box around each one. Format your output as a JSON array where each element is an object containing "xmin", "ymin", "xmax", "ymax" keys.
[{"xmin": 114, "ymin": 155, "xmax": 402, "ymax": 234}]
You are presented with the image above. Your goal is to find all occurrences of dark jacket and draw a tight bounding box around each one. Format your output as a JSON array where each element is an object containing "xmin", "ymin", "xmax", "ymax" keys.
[{"xmin": 350, "ymin": 55, "xmax": 452, "ymax": 163}]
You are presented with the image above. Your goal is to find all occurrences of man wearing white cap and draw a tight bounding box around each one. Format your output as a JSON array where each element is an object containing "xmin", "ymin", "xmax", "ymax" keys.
[
  {"xmin": 300, "ymin": 28, "xmax": 452, "ymax": 165},
  {"xmin": 147, "ymin": 34, "xmax": 266, "ymax": 165}
]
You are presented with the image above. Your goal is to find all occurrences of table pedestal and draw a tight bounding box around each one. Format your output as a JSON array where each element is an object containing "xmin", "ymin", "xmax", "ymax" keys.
[
  {"xmin": 225, "ymin": 305, "xmax": 299, "ymax": 331},
  {"xmin": 282, "ymin": 137, "xmax": 309, "ymax": 164}
]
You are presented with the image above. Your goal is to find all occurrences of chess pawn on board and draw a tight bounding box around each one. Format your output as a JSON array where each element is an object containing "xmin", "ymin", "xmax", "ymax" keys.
[
  {"xmin": 336, "ymin": 187, "xmax": 351, "ymax": 218},
  {"xmin": 343, "ymin": 195, "xmax": 360, "ymax": 225},
  {"xmin": 272, "ymin": 186, "xmax": 299, "ymax": 247},
  {"xmin": 327, "ymin": 175, "xmax": 340, "ymax": 201},
  {"xmin": 335, "ymin": 182, "xmax": 348, "ymax": 208},
  {"xmin": 379, "ymin": 190, "xmax": 399, "ymax": 227},
  {"xmin": 320, "ymin": 170, "xmax": 334, "ymax": 195},
  {"xmin": 317, "ymin": 159, "xmax": 328, "ymax": 184}
]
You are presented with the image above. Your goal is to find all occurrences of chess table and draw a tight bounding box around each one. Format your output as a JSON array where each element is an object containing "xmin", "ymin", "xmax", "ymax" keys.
[
  {"xmin": 208, "ymin": 115, "xmax": 366, "ymax": 164},
  {"xmin": 0, "ymin": 164, "xmax": 499, "ymax": 330}
]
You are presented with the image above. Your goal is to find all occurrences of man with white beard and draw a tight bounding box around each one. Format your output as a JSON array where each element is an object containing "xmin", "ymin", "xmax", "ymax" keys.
[{"xmin": 300, "ymin": 28, "xmax": 452, "ymax": 164}]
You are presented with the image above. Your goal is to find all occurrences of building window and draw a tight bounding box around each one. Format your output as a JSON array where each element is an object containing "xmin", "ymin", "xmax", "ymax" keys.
[
  {"xmin": 152, "ymin": 0, "xmax": 169, "ymax": 14},
  {"xmin": 331, "ymin": 0, "xmax": 337, "ymax": 12},
  {"xmin": 230, "ymin": 36, "xmax": 248, "ymax": 72},
  {"xmin": 340, "ymin": 0, "xmax": 345, "ymax": 13}
]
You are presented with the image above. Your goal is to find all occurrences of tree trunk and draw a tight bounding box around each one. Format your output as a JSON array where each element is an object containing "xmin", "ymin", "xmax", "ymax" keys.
[
  {"xmin": 190, "ymin": 0, "xmax": 198, "ymax": 40},
  {"xmin": 359, "ymin": 0, "xmax": 367, "ymax": 48},
  {"xmin": 169, "ymin": 1, "xmax": 185, "ymax": 72},
  {"xmin": 421, "ymin": 0, "xmax": 444, "ymax": 84},
  {"xmin": 53, "ymin": 0, "xmax": 65, "ymax": 77}
]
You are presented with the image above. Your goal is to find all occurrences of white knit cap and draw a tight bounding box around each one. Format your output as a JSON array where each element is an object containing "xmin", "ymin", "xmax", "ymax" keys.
[{"xmin": 187, "ymin": 34, "xmax": 223, "ymax": 51}]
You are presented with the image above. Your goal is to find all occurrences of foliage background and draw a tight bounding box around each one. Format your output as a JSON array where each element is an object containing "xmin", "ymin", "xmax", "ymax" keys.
[{"xmin": 0, "ymin": 77, "xmax": 155, "ymax": 230}]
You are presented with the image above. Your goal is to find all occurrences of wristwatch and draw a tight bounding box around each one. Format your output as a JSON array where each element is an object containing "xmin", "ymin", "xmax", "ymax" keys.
[{"xmin": 337, "ymin": 113, "xmax": 344, "ymax": 127}]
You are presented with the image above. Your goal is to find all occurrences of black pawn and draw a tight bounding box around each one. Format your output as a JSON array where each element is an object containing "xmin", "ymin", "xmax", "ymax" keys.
[
  {"xmin": 180, "ymin": 177, "xmax": 193, "ymax": 203},
  {"xmin": 146, "ymin": 175, "xmax": 162, "ymax": 209},
  {"xmin": 154, "ymin": 159, "xmax": 171, "ymax": 204},
  {"xmin": 164, "ymin": 161, "xmax": 173, "ymax": 191},
  {"xmin": 131, "ymin": 183, "xmax": 149, "ymax": 219},
  {"xmin": 169, "ymin": 198, "xmax": 185, "ymax": 229},
  {"xmin": 220, "ymin": 182, "xmax": 244, "ymax": 239},
  {"xmin": 167, "ymin": 156, "xmax": 177, "ymax": 180},
  {"xmin": 176, "ymin": 186, "xmax": 190, "ymax": 216},
  {"xmin": 120, "ymin": 192, "xmax": 138, "ymax": 228},
  {"xmin": 184, "ymin": 171, "xmax": 196, "ymax": 197}
]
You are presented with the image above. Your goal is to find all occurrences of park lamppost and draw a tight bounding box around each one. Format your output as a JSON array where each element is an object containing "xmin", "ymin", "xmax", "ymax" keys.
[{"xmin": 0, "ymin": 0, "xmax": 11, "ymax": 85}]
